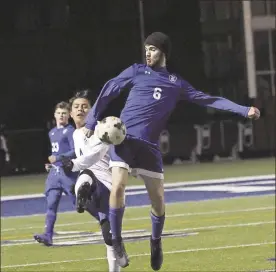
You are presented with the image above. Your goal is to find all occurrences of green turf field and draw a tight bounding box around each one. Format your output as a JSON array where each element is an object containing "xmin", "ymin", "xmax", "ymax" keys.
[
  {"xmin": 1, "ymin": 158, "xmax": 275, "ymax": 196},
  {"xmin": 1, "ymin": 196, "xmax": 275, "ymax": 271},
  {"xmin": 1, "ymin": 158, "xmax": 275, "ymax": 271}
]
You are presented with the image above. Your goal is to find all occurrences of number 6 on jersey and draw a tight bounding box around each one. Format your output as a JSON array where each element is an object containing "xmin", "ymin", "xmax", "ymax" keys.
[{"xmin": 153, "ymin": 87, "xmax": 162, "ymax": 100}]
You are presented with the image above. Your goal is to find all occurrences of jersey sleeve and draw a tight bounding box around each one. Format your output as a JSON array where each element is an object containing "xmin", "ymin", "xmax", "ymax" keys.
[
  {"xmin": 180, "ymin": 79, "xmax": 250, "ymax": 118},
  {"xmin": 85, "ymin": 64, "xmax": 137, "ymax": 130},
  {"xmin": 55, "ymin": 127, "xmax": 76, "ymax": 161},
  {"xmin": 71, "ymin": 136, "xmax": 109, "ymax": 172}
]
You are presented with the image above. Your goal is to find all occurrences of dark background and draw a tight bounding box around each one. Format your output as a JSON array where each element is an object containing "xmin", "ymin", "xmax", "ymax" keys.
[{"xmin": 0, "ymin": 0, "xmax": 215, "ymax": 129}]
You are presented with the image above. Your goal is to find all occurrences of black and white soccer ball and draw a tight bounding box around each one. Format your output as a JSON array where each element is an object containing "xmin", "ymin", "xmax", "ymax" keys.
[{"xmin": 95, "ymin": 116, "xmax": 127, "ymax": 145}]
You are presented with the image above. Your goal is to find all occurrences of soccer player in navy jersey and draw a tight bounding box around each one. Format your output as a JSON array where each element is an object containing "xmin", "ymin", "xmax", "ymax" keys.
[
  {"xmin": 34, "ymin": 101, "xmax": 78, "ymax": 246},
  {"xmin": 83, "ymin": 32, "xmax": 260, "ymax": 269}
]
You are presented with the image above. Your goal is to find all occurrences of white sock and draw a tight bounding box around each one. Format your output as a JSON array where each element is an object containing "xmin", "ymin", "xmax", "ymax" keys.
[
  {"xmin": 74, "ymin": 173, "xmax": 93, "ymax": 195},
  {"xmin": 106, "ymin": 244, "xmax": 121, "ymax": 272}
]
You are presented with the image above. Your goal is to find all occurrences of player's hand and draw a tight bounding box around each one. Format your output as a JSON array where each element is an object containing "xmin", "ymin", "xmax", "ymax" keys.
[
  {"xmin": 83, "ymin": 127, "xmax": 94, "ymax": 138},
  {"xmin": 45, "ymin": 163, "xmax": 52, "ymax": 172},
  {"xmin": 48, "ymin": 155, "xmax": 57, "ymax": 164},
  {"xmin": 247, "ymin": 106, "xmax": 260, "ymax": 120},
  {"xmin": 60, "ymin": 157, "xmax": 74, "ymax": 175}
]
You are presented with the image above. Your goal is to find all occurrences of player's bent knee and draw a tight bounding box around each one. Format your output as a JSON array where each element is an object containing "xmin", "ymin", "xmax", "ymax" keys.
[
  {"xmin": 101, "ymin": 219, "xmax": 112, "ymax": 246},
  {"xmin": 74, "ymin": 169, "xmax": 94, "ymax": 195}
]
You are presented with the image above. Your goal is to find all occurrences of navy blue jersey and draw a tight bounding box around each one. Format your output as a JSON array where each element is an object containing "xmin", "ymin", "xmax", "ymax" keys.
[
  {"xmin": 86, "ymin": 64, "xmax": 250, "ymax": 143},
  {"xmin": 48, "ymin": 124, "xmax": 75, "ymax": 166}
]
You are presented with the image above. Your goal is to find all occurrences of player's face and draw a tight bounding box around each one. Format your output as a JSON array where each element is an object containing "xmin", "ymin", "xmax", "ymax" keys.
[
  {"xmin": 70, "ymin": 98, "xmax": 91, "ymax": 128},
  {"xmin": 145, "ymin": 45, "xmax": 164, "ymax": 67},
  {"xmin": 54, "ymin": 108, "xmax": 70, "ymax": 126}
]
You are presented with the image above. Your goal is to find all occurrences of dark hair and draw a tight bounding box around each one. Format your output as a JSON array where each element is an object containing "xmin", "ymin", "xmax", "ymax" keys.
[
  {"xmin": 55, "ymin": 101, "xmax": 70, "ymax": 112},
  {"xmin": 69, "ymin": 89, "xmax": 91, "ymax": 108}
]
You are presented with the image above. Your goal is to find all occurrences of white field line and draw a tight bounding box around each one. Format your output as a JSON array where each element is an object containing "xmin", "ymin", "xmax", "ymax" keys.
[
  {"xmin": 1, "ymin": 206, "xmax": 275, "ymax": 232},
  {"xmin": 1, "ymin": 174, "xmax": 275, "ymax": 201},
  {"xmin": 2, "ymin": 220, "xmax": 275, "ymax": 247},
  {"xmin": 1, "ymin": 241, "xmax": 275, "ymax": 268}
]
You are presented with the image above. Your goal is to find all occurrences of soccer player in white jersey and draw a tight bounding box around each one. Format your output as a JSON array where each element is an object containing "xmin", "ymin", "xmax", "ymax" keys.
[
  {"xmin": 83, "ymin": 32, "xmax": 260, "ymax": 270},
  {"xmin": 65, "ymin": 90, "xmax": 120, "ymax": 272}
]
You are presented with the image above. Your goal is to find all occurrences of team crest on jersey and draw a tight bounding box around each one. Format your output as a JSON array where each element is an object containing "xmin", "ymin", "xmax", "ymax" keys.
[
  {"xmin": 169, "ymin": 74, "xmax": 177, "ymax": 83},
  {"xmin": 63, "ymin": 129, "xmax": 67, "ymax": 134}
]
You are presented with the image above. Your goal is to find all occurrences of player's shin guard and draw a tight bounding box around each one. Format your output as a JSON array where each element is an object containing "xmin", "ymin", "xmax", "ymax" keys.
[{"xmin": 101, "ymin": 219, "xmax": 112, "ymax": 246}]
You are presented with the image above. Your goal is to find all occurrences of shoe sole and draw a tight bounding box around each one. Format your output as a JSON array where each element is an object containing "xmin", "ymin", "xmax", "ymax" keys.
[{"xmin": 76, "ymin": 182, "xmax": 91, "ymax": 213}]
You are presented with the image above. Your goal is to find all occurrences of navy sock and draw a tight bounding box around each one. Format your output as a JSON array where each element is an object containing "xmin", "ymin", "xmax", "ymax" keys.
[
  {"xmin": 109, "ymin": 207, "xmax": 125, "ymax": 239},
  {"xmin": 151, "ymin": 212, "xmax": 165, "ymax": 240}
]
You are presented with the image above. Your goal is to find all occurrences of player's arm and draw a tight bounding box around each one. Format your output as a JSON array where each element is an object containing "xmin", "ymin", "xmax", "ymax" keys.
[
  {"xmin": 45, "ymin": 131, "xmax": 54, "ymax": 170},
  {"xmin": 180, "ymin": 80, "xmax": 260, "ymax": 119},
  {"xmin": 64, "ymin": 137, "xmax": 109, "ymax": 172},
  {"xmin": 85, "ymin": 64, "xmax": 137, "ymax": 131}
]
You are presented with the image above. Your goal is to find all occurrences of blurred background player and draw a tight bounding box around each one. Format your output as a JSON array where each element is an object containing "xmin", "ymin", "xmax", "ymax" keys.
[
  {"xmin": 0, "ymin": 124, "xmax": 10, "ymax": 180},
  {"xmin": 34, "ymin": 101, "xmax": 77, "ymax": 246},
  {"xmin": 62, "ymin": 90, "xmax": 120, "ymax": 272},
  {"xmin": 83, "ymin": 32, "xmax": 260, "ymax": 270}
]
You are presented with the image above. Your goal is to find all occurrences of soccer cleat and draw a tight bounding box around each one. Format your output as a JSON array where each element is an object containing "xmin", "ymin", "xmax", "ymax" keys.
[
  {"xmin": 150, "ymin": 237, "xmax": 163, "ymax": 271},
  {"xmin": 33, "ymin": 233, "xmax": 53, "ymax": 246},
  {"xmin": 112, "ymin": 237, "xmax": 129, "ymax": 268},
  {"xmin": 76, "ymin": 182, "xmax": 91, "ymax": 213}
]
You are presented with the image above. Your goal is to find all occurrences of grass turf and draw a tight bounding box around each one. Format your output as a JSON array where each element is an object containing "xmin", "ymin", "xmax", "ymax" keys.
[{"xmin": 1, "ymin": 195, "xmax": 275, "ymax": 271}]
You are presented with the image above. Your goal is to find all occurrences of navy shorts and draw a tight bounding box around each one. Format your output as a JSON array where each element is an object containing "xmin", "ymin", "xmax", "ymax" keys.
[{"xmin": 109, "ymin": 135, "xmax": 164, "ymax": 179}]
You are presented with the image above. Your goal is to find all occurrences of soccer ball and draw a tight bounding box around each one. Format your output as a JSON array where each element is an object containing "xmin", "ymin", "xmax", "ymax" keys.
[{"xmin": 95, "ymin": 116, "xmax": 127, "ymax": 145}]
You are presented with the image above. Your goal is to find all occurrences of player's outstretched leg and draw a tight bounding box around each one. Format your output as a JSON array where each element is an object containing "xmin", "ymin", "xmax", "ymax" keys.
[
  {"xmin": 34, "ymin": 189, "xmax": 62, "ymax": 246},
  {"xmin": 143, "ymin": 175, "xmax": 165, "ymax": 271},
  {"xmin": 109, "ymin": 166, "xmax": 129, "ymax": 268},
  {"xmin": 74, "ymin": 170, "xmax": 94, "ymax": 213}
]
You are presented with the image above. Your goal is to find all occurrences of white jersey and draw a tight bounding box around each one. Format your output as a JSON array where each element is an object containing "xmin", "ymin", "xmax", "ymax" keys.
[{"xmin": 72, "ymin": 128, "xmax": 112, "ymax": 190}]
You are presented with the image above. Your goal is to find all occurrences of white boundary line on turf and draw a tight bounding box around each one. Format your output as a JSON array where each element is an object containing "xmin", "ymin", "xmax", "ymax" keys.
[
  {"xmin": 2, "ymin": 220, "xmax": 275, "ymax": 247},
  {"xmin": 1, "ymin": 206, "xmax": 275, "ymax": 232},
  {"xmin": 1, "ymin": 241, "xmax": 275, "ymax": 268},
  {"xmin": 1, "ymin": 174, "xmax": 275, "ymax": 201}
]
